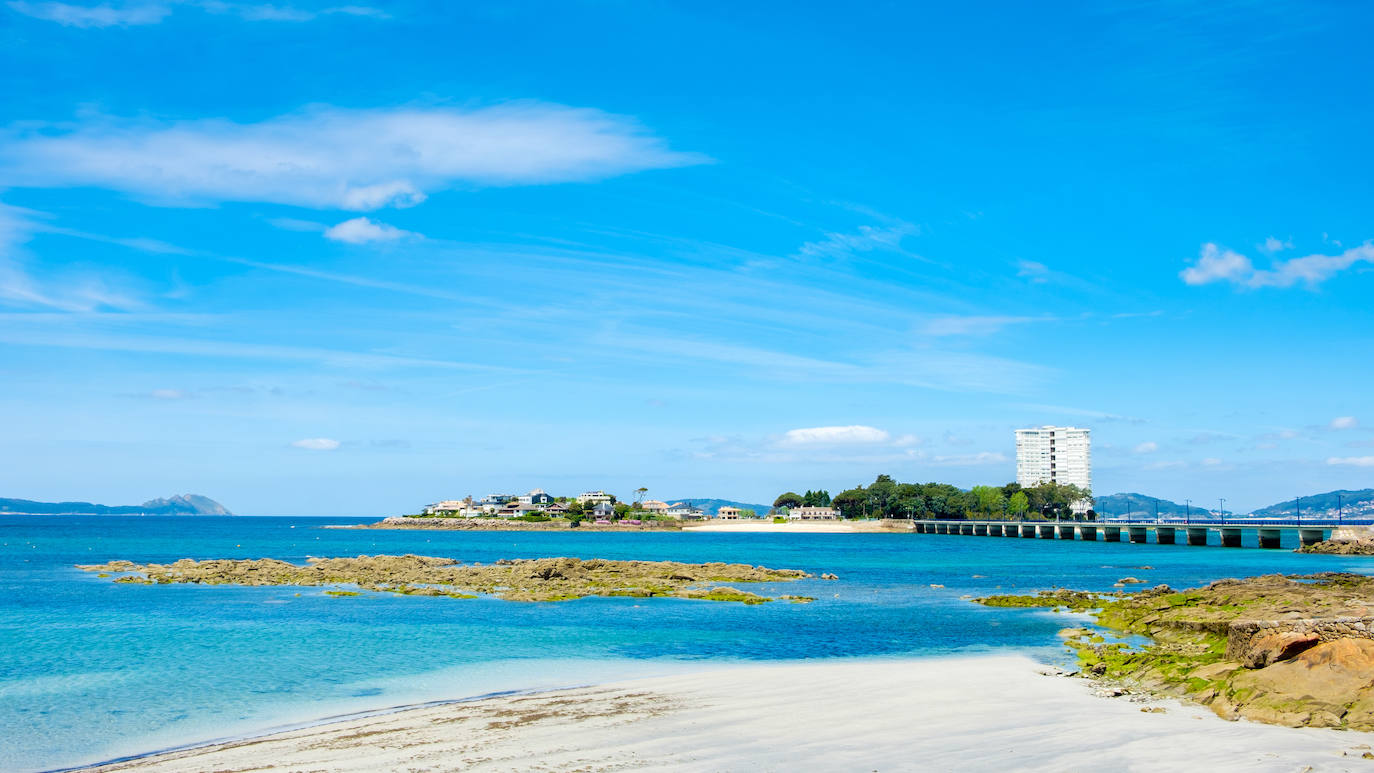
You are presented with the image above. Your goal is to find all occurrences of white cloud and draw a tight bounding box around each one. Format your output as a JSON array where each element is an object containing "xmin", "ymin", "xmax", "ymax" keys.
[
  {"xmin": 781, "ymin": 425, "xmax": 891, "ymax": 446},
  {"xmin": 1133, "ymin": 441, "xmax": 1158, "ymax": 454},
  {"xmin": 1328, "ymin": 456, "xmax": 1374, "ymax": 467},
  {"xmin": 291, "ymin": 437, "xmax": 340, "ymax": 451},
  {"xmin": 796, "ymin": 222, "xmax": 918, "ymax": 260},
  {"xmin": 0, "ymin": 103, "xmax": 707, "ymax": 210},
  {"xmin": 1181, "ymin": 242, "xmax": 1374, "ymax": 288},
  {"xmin": 1330, "ymin": 416, "xmax": 1359, "ymax": 430},
  {"xmin": 323, "ymin": 217, "xmax": 415, "ymax": 244},
  {"xmin": 7, "ymin": 1, "xmax": 387, "ymax": 27},
  {"xmin": 1260, "ymin": 236, "xmax": 1293, "ymax": 254},
  {"xmin": 0, "ymin": 202, "xmax": 144, "ymax": 312},
  {"xmin": 1201, "ymin": 457, "xmax": 1223, "ymax": 466},
  {"xmin": 1016, "ymin": 260, "xmax": 1049, "ymax": 283}
]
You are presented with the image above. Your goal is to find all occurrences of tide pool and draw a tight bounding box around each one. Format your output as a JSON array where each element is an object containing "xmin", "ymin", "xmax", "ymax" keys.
[{"xmin": 4, "ymin": 515, "xmax": 1373, "ymax": 772}]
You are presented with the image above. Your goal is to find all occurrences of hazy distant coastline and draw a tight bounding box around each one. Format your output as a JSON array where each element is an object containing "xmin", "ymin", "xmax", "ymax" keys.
[{"xmin": 0, "ymin": 494, "xmax": 231, "ymax": 516}]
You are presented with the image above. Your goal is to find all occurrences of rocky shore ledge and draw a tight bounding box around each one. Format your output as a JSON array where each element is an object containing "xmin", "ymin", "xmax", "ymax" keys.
[
  {"xmin": 77, "ymin": 555, "xmax": 820, "ymax": 603},
  {"xmin": 977, "ymin": 573, "xmax": 1374, "ymax": 730}
]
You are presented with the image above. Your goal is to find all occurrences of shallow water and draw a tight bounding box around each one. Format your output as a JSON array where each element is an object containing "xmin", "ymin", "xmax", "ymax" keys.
[{"xmin": 3, "ymin": 515, "xmax": 1372, "ymax": 772}]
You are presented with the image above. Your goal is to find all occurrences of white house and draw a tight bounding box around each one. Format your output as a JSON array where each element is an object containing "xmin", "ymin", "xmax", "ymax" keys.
[
  {"xmin": 640, "ymin": 499, "xmax": 669, "ymax": 514},
  {"xmin": 517, "ymin": 488, "xmax": 554, "ymax": 505},
  {"xmin": 716, "ymin": 506, "xmax": 744, "ymax": 519},
  {"xmin": 577, "ymin": 490, "xmax": 614, "ymax": 505},
  {"xmin": 787, "ymin": 506, "xmax": 839, "ymax": 520},
  {"xmin": 666, "ymin": 502, "xmax": 707, "ymax": 520}
]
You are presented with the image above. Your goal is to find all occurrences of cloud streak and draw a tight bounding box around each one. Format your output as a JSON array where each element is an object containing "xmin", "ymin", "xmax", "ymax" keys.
[
  {"xmin": 0, "ymin": 103, "xmax": 708, "ymax": 210},
  {"xmin": 7, "ymin": 0, "xmax": 387, "ymax": 27}
]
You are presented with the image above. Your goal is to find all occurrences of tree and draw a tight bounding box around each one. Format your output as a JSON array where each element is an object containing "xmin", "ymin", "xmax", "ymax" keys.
[
  {"xmin": 832, "ymin": 488, "xmax": 867, "ymax": 519},
  {"xmin": 614, "ymin": 502, "xmax": 632, "ymax": 519},
  {"xmin": 1008, "ymin": 491, "xmax": 1030, "ymax": 519},
  {"xmin": 634, "ymin": 487, "xmax": 648, "ymax": 505},
  {"xmin": 566, "ymin": 500, "xmax": 584, "ymax": 516},
  {"xmin": 773, "ymin": 492, "xmax": 804, "ymax": 509},
  {"xmin": 971, "ymin": 485, "xmax": 1006, "ymax": 519}
]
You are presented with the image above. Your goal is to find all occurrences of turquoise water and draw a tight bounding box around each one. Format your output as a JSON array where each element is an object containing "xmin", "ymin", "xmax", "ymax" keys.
[{"xmin": 4, "ymin": 515, "xmax": 1374, "ymax": 772}]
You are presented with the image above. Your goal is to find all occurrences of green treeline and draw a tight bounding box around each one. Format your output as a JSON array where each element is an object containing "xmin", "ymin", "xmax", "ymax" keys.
[{"xmin": 773, "ymin": 475, "xmax": 1092, "ymax": 520}]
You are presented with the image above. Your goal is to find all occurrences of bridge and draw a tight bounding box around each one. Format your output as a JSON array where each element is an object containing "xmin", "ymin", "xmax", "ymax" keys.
[{"xmin": 908, "ymin": 518, "xmax": 1372, "ymax": 549}]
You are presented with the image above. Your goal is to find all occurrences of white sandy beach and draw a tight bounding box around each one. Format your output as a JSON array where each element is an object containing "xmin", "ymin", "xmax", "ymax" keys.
[{"xmin": 81, "ymin": 655, "xmax": 1373, "ymax": 772}]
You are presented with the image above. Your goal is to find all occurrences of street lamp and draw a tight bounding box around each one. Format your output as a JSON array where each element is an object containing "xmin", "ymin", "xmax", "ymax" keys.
[
  {"xmin": 1338, "ymin": 493, "xmax": 1343, "ymax": 526},
  {"xmin": 1185, "ymin": 498, "xmax": 1191, "ymax": 526},
  {"xmin": 1296, "ymin": 497, "xmax": 1301, "ymax": 526},
  {"xmin": 1219, "ymin": 498, "xmax": 1226, "ymax": 523}
]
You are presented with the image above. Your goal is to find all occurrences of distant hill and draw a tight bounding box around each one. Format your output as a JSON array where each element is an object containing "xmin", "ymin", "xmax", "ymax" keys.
[
  {"xmin": 1095, "ymin": 492, "xmax": 1214, "ymax": 519},
  {"xmin": 0, "ymin": 494, "xmax": 232, "ymax": 515},
  {"xmin": 662, "ymin": 498, "xmax": 770, "ymax": 516},
  {"xmin": 1251, "ymin": 489, "xmax": 1374, "ymax": 519}
]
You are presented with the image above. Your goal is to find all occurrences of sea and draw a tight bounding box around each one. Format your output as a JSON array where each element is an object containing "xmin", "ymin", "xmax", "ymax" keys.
[{"xmin": 3, "ymin": 515, "xmax": 1373, "ymax": 772}]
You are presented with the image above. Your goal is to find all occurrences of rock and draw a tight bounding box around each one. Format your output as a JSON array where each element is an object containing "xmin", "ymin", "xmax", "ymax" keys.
[
  {"xmin": 1140, "ymin": 706, "xmax": 1167, "ymax": 713},
  {"xmin": 1232, "ymin": 638, "xmax": 1374, "ymax": 729},
  {"xmin": 1299, "ymin": 539, "xmax": 1374, "ymax": 555},
  {"xmin": 1239, "ymin": 631, "xmax": 1321, "ymax": 669},
  {"xmin": 820, "ymin": 573, "xmax": 839, "ymax": 580},
  {"xmin": 1118, "ymin": 577, "xmax": 1146, "ymax": 584}
]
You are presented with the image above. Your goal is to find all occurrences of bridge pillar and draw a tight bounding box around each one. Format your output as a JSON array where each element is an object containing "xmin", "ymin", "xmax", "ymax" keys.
[
  {"xmin": 1103, "ymin": 526, "xmax": 1122, "ymax": 542},
  {"xmin": 1020, "ymin": 523, "xmax": 1037, "ymax": 538},
  {"xmin": 1156, "ymin": 527, "xmax": 1177, "ymax": 545},
  {"xmin": 1220, "ymin": 528, "xmax": 1243, "ymax": 548},
  {"xmin": 1258, "ymin": 528, "xmax": 1282, "ymax": 549},
  {"xmin": 956, "ymin": 522, "xmax": 971, "ymax": 536},
  {"xmin": 1056, "ymin": 523, "xmax": 1076, "ymax": 540},
  {"xmin": 974, "ymin": 524, "xmax": 989, "ymax": 536},
  {"xmin": 1037, "ymin": 523, "xmax": 1057, "ymax": 539},
  {"xmin": 989, "ymin": 523, "xmax": 1005, "ymax": 537},
  {"xmin": 1299, "ymin": 528, "xmax": 1327, "ymax": 547},
  {"xmin": 1078, "ymin": 525, "xmax": 1098, "ymax": 541},
  {"xmin": 1129, "ymin": 526, "xmax": 1149, "ymax": 544},
  {"xmin": 1187, "ymin": 527, "xmax": 1209, "ymax": 547}
]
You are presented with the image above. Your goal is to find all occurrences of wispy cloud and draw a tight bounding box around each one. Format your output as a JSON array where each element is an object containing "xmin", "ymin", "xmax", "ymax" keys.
[
  {"xmin": 323, "ymin": 217, "xmax": 418, "ymax": 244},
  {"xmin": 1328, "ymin": 456, "xmax": 1374, "ymax": 468},
  {"xmin": 1330, "ymin": 416, "xmax": 1359, "ymax": 430},
  {"xmin": 1259, "ymin": 236, "xmax": 1293, "ymax": 254},
  {"xmin": 918, "ymin": 315, "xmax": 1048, "ymax": 337},
  {"xmin": 796, "ymin": 221, "xmax": 919, "ymax": 260},
  {"xmin": 0, "ymin": 202, "xmax": 145, "ymax": 312},
  {"xmin": 778, "ymin": 425, "xmax": 918, "ymax": 448},
  {"xmin": 0, "ymin": 103, "xmax": 708, "ymax": 210},
  {"xmin": 1181, "ymin": 242, "xmax": 1374, "ymax": 288},
  {"xmin": 7, "ymin": 0, "xmax": 387, "ymax": 27},
  {"xmin": 1133, "ymin": 441, "xmax": 1158, "ymax": 454},
  {"xmin": 291, "ymin": 437, "xmax": 340, "ymax": 451}
]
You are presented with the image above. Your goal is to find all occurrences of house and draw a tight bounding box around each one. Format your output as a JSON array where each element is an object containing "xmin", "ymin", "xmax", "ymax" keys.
[
  {"xmin": 787, "ymin": 506, "xmax": 839, "ymax": 520},
  {"xmin": 666, "ymin": 502, "xmax": 706, "ymax": 520},
  {"xmin": 577, "ymin": 490, "xmax": 614, "ymax": 505},
  {"xmin": 517, "ymin": 488, "xmax": 554, "ymax": 506},
  {"xmin": 590, "ymin": 502, "xmax": 615, "ymax": 519},
  {"xmin": 716, "ymin": 506, "xmax": 743, "ymax": 520},
  {"xmin": 423, "ymin": 500, "xmax": 467, "ymax": 516},
  {"xmin": 544, "ymin": 502, "xmax": 569, "ymax": 515},
  {"xmin": 640, "ymin": 500, "xmax": 669, "ymax": 514}
]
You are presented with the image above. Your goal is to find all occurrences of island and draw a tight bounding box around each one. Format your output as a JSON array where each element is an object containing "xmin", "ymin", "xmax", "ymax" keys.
[
  {"xmin": 77, "ymin": 555, "xmax": 823, "ymax": 603},
  {"xmin": 976, "ymin": 572, "xmax": 1374, "ymax": 730},
  {"xmin": 0, "ymin": 494, "xmax": 231, "ymax": 515}
]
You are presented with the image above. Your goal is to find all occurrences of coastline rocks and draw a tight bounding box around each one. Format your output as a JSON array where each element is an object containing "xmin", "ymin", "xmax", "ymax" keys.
[
  {"xmin": 78, "ymin": 555, "xmax": 814, "ymax": 604},
  {"xmin": 1299, "ymin": 539, "xmax": 1374, "ymax": 555},
  {"xmin": 1117, "ymin": 577, "xmax": 1146, "ymax": 585},
  {"xmin": 1221, "ymin": 639, "xmax": 1374, "ymax": 729},
  {"xmin": 1238, "ymin": 631, "xmax": 1320, "ymax": 669}
]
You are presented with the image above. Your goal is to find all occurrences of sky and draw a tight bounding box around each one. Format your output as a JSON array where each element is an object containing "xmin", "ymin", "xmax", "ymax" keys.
[{"xmin": 2, "ymin": 0, "xmax": 1372, "ymax": 515}]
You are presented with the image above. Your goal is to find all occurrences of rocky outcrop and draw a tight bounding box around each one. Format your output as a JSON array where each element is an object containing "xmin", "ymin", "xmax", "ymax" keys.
[
  {"xmin": 976, "ymin": 572, "xmax": 1374, "ymax": 730},
  {"xmin": 78, "ymin": 555, "xmax": 814, "ymax": 603},
  {"xmin": 1299, "ymin": 539, "xmax": 1374, "ymax": 555},
  {"xmin": 357, "ymin": 517, "xmax": 682, "ymax": 531}
]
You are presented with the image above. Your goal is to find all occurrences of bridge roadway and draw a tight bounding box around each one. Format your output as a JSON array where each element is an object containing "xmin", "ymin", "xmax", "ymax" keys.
[{"xmin": 908, "ymin": 518, "xmax": 1361, "ymax": 548}]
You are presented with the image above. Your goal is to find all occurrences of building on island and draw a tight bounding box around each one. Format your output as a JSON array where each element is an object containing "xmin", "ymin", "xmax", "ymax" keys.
[
  {"xmin": 640, "ymin": 500, "xmax": 669, "ymax": 514},
  {"xmin": 716, "ymin": 506, "xmax": 743, "ymax": 519},
  {"xmin": 517, "ymin": 488, "xmax": 553, "ymax": 505},
  {"xmin": 422, "ymin": 500, "xmax": 466, "ymax": 516},
  {"xmin": 666, "ymin": 502, "xmax": 707, "ymax": 520},
  {"xmin": 590, "ymin": 502, "xmax": 615, "ymax": 519},
  {"xmin": 787, "ymin": 506, "xmax": 839, "ymax": 520},
  {"xmin": 577, "ymin": 490, "xmax": 614, "ymax": 505},
  {"xmin": 1015, "ymin": 425, "xmax": 1092, "ymax": 512}
]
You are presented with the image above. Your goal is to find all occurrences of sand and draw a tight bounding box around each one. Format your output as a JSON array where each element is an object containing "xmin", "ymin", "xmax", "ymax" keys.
[{"xmin": 79, "ymin": 655, "xmax": 1374, "ymax": 772}]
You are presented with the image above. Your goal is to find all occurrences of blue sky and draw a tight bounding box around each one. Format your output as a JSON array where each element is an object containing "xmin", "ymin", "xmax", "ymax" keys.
[{"xmin": 2, "ymin": 0, "xmax": 1372, "ymax": 515}]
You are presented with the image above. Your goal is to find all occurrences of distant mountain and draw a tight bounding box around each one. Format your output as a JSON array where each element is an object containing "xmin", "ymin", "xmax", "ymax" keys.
[
  {"xmin": 662, "ymin": 498, "xmax": 770, "ymax": 516},
  {"xmin": 1094, "ymin": 492, "xmax": 1214, "ymax": 519},
  {"xmin": 1251, "ymin": 489, "xmax": 1374, "ymax": 519},
  {"xmin": 0, "ymin": 494, "xmax": 232, "ymax": 516}
]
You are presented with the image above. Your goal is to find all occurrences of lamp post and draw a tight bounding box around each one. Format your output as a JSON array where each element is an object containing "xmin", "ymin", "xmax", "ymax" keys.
[
  {"xmin": 1219, "ymin": 498, "xmax": 1225, "ymax": 523},
  {"xmin": 1338, "ymin": 494, "xmax": 1343, "ymax": 526},
  {"xmin": 1296, "ymin": 497, "xmax": 1301, "ymax": 526},
  {"xmin": 1185, "ymin": 499, "xmax": 1191, "ymax": 526}
]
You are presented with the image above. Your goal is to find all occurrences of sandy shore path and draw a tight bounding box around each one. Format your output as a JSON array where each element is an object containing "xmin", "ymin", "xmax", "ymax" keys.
[{"xmin": 81, "ymin": 655, "xmax": 1372, "ymax": 772}]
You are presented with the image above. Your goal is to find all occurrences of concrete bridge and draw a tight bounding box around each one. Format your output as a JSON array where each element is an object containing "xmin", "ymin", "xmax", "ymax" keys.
[{"xmin": 910, "ymin": 518, "xmax": 1341, "ymax": 549}]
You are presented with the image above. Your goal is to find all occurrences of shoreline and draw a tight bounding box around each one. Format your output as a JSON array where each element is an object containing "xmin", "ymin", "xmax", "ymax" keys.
[{"xmin": 74, "ymin": 655, "xmax": 1373, "ymax": 772}]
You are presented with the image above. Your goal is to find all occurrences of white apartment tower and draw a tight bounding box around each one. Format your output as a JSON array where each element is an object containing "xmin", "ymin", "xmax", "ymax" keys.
[{"xmin": 1015, "ymin": 426, "xmax": 1092, "ymax": 496}]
